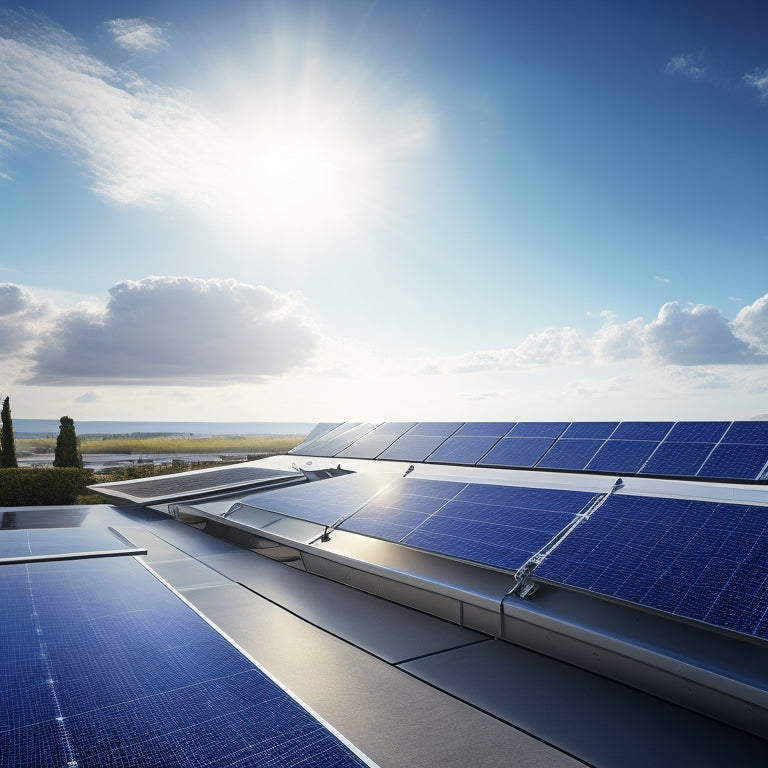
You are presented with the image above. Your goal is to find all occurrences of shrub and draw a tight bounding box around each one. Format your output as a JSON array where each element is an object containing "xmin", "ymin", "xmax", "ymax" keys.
[{"xmin": 0, "ymin": 468, "xmax": 94, "ymax": 506}]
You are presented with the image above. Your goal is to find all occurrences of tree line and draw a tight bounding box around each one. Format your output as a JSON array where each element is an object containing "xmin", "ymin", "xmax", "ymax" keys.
[{"xmin": 1, "ymin": 397, "xmax": 83, "ymax": 468}]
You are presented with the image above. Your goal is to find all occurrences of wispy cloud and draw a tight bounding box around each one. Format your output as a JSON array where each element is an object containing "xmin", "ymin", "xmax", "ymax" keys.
[
  {"xmin": 654, "ymin": 275, "xmax": 670, "ymax": 284},
  {"xmin": 744, "ymin": 68, "xmax": 768, "ymax": 100},
  {"xmin": 0, "ymin": 11, "xmax": 431, "ymax": 245},
  {"xmin": 665, "ymin": 53, "xmax": 707, "ymax": 80},
  {"xmin": 107, "ymin": 18, "xmax": 167, "ymax": 53}
]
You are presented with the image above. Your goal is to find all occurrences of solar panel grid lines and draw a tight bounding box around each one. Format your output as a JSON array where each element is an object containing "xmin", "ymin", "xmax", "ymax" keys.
[
  {"xmin": 535, "ymin": 438, "xmax": 606, "ymax": 471},
  {"xmin": 609, "ymin": 422, "xmax": 674, "ymax": 441},
  {"xmin": 535, "ymin": 494, "xmax": 768, "ymax": 641},
  {"xmin": 454, "ymin": 422, "xmax": 516, "ymax": 437},
  {"xmin": 697, "ymin": 443, "xmax": 768, "ymax": 481},
  {"xmin": 585, "ymin": 439, "xmax": 661, "ymax": 474},
  {"xmin": 1, "ymin": 556, "xmax": 376, "ymax": 768},
  {"xmin": 334, "ymin": 422, "xmax": 417, "ymax": 459},
  {"xmin": 560, "ymin": 422, "xmax": 619, "ymax": 439},
  {"xmin": 476, "ymin": 437, "xmax": 558, "ymax": 469},
  {"xmin": 425, "ymin": 435, "xmax": 502, "ymax": 465}
]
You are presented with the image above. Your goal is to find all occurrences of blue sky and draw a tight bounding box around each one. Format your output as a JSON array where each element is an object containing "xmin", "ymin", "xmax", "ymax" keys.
[{"xmin": 1, "ymin": 1, "xmax": 768, "ymax": 422}]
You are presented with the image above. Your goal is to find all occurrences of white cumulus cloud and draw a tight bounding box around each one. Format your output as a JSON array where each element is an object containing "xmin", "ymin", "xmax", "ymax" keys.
[
  {"xmin": 0, "ymin": 283, "xmax": 51, "ymax": 355},
  {"xmin": 107, "ymin": 18, "xmax": 167, "ymax": 53},
  {"xmin": 744, "ymin": 68, "xmax": 768, "ymax": 101},
  {"xmin": 26, "ymin": 276, "xmax": 320, "ymax": 385},
  {"xmin": 665, "ymin": 53, "xmax": 707, "ymax": 80}
]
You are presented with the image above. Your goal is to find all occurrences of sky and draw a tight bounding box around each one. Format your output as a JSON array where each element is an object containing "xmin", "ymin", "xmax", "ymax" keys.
[{"xmin": 1, "ymin": 0, "xmax": 768, "ymax": 423}]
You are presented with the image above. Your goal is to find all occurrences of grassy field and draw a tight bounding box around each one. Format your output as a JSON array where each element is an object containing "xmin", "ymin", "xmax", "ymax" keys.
[{"xmin": 16, "ymin": 434, "xmax": 305, "ymax": 456}]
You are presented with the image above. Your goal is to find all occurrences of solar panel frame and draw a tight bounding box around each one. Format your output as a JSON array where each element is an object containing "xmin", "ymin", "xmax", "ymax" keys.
[{"xmin": 0, "ymin": 528, "xmax": 133, "ymax": 559}]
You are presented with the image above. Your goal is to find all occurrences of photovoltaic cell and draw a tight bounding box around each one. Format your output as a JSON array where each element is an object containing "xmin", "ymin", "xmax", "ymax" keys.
[
  {"xmin": 377, "ymin": 434, "xmax": 454, "ymax": 462},
  {"xmin": 0, "ymin": 557, "xmax": 374, "ymax": 768},
  {"xmin": 425, "ymin": 435, "xmax": 501, "ymax": 465},
  {"xmin": 288, "ymin": 422, "xmax": 342, "ymax": 453},
  {"xmin": 696, "ymin": 444, "xmax": 768, "ymax": 481},
  {"xmin": 477, "ymin": 437, "xmax": 557, "ymax": 468},
  {"xmin": 639, "ymin": 442, "xmax": 717, "ymax": 477},
  {"xmin": 239, "ymin": 472, "xmax": 397, "ymax": 526},
  {"xmin": 507, "ymin": 422, "xmax": 569, "ymax": 438},
  {"xmin": 664, "ymin": 421, "xmax": 730, "ymax": 443},
  {"xmin": 535, "ymin": 439, "xmax": 605, "ymax": 470},
  {"xmin": 335, "ymin": 423, "xmax": 416, "ymax": 459},
  {"xmin": 536, "ymin": 494, "xmax": 768, "ymax": 641},
  {"xmin": 722, "ymin": 421, "xmax": 768, "ymax": 445},
  {"xmin": 454, "ymin": 422, "xmax": 515, "ymax": 437},
  {"xmin": 290, "ymin": 422, "xmax": 379, "ymax": 457},
  {"xmin": 0, "ymin": 528, "xmax": 133, "ymax": 559},
  {"xmin": 560, "ymin": 422, "xmax": 618, "ymax": 439},
  {"xmin": 585, "ymin": 440, "xmax": 660, "ymax": 474},
  {"xmin": 611, "ymin": 422, "xmax": 673, "ymax": 441},
  {"xmin": 404, "ymin": 422, "xmax": 464, "ymax": 436}
]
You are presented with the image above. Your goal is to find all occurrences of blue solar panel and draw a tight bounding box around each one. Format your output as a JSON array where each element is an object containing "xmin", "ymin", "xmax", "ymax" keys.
[
  {"xmin": 405, "ymin": 422, "xmax": 463, "ymax": 436},
  {"xmin": 454, "ymin": 422, "xmax": 515, "ymax": 437},
  {"xmin": 561, "ymin": 422, "xmax": 618, "ymax": 439},
  {"xmin": 290, "ymin": 422, "xmax": 367, "ymax": 456},
  {"xmin": 309, "ymin": 422, "xmax": 382, "ymax": 456},
  {"xmin": 722, "ymin": 421, "xmax": 768, "ymax": 445},
  {"xmin": 340, "ymin": 479, "xmax": 598, "ymax": 572},
  {"xmin": 535, "ymin": 439, "xmax": 605, "ymax": 470},
  {"xmin": 477, "ymin": 437, "xmax": 557, "ymax": 468},
  {"xmin": 240, "ymin": 472, "xmax": 396, "ymax": 526},
  {"xmin": 536, "ymin": 494, "xmax": 768, "ymax": 641},
  {"xmin": 0, "ymin": 528, "xmax": 132, "ymax": 558},
  {"xmin": 377, "ymin": 434, "xmax": 454, "ymax": 462},
  {"xmin": 611, "ymin": 422, "xmax": 673, "ymax": 441},
  {"xmin": 1, "ymin": 557, "xmax": 373, "ymax": 768},
  {"xmin": 425, "ymin": 435, "xmax": 501, "ymax": 464},
  {"xmin": 288, "ymin": 422, "xmax": 342, "ymax": 454},
  {"xmin": 664, "ymin": 421, "xmax": 730, "ymax": 443},
  {"xmin": 507, "ymin": 422, "xmax": 569, "ymax": 438},
  {"xmin": 335, "ymin": 422, "xmax": 416, "ymax": 459},
  {"xmin": 696, "ymin": 444, "xmax": 768, "ymax": 481},
  {"xmin": 639, "ymin": 442, "xmax": 717, "ymax": 477},
  {"xmin": 585, "ymin": 440, "xmax": 660, "ymax": 474}
]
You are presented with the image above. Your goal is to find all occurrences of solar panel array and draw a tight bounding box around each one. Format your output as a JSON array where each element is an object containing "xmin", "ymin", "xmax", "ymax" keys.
[
  {"xmin": 0, "ymin": 541, "xmax": 374, "ymax": 768},
  {"xmin": 242, "ymin": 474, "xmax": 599, "ymax": 573},
  {"xmin": 289, "ymin": 421, "xmax": 768, "ymax": 482},
  {"xmin": 535, "ymin": 494, "xmax": 768, "ymax": 642}
]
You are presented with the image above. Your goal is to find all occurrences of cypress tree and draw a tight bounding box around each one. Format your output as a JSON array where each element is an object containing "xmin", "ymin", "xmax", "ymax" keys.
[
  {"xmin": 0, "ymin": 396, "xmax": 18, "ymax": 468},
  {"xmin": 53, "ymin": 416, "xmax": 83, "ymax": 468}
]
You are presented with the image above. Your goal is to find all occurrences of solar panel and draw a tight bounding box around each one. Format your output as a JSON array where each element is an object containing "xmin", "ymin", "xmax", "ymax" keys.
[
  {"xmin": 507, "ymin": 422, "xmax": 569, "ymax": 438},
  {"xmin": 585, "ymin": 440, "xmax": 660, "ymax": 474},
  {"xmin": 335, "ymin": 423, "xmax": 416, "ymax": 459},
  {"xmin": 404, "ymin": 422, "xmax": 464, "ymax": 436},
  {"xmin": 560, "ymin": 422, "xmax": 618, "ymax": 439},
  {"xmin": 289, "ymin": 421, "xmax": 343, "ymax": 452},
  {"xmin": 536, "ymin": 494, "xmax": 768, "ymax": 641},
  {"xmin": 1, "ymin": 557, "xmax": 374, "ymax": 767},
  {"xmin": 535, "ymin": 439, "xmax": 605, "ymax": 470},
  {"xmin": 454, "ymin": 422, "xmax": 515, "ymax": 437},
  {"xmin": 238, "ymin": 472, "xmax": 397, "ymax": 527},
  {"xmin": 664, "ymin": 421, "xmax": 730, "ymax": 443},
  {"xmin": 611, "ymin": 422, "xmax": 673, "ymax": 441},
  {"xmin": 696, "ymin": 444, "xmax": 768, "ymax": 481},
  {"xmin": 340, "ymin": 479, "xmax": 599, "ymax": 573},
  {"xmin": 425, "ymin": 435, "xmax": 501, "ymax": 465},
  {"xmin": 307, "ymin": 422, "xmax": 382, "ymax": 456},
  {"xmin": 639, "ymin": 442, "xmax": 717, "ymax": 477},
  {"xmin": 722, "ymin": 421, "xmax": 768, "ymax": 445},
  {"xmin": 477, "ymin": 437, "xmax": 557, "ymax": 468},
  {"xmin": 0, "ymin": 528, "xmax": 133, "ymax": 558},
  {"xmin": 377, "ymin": 434, "xmax": 455, "ymax": 462}
]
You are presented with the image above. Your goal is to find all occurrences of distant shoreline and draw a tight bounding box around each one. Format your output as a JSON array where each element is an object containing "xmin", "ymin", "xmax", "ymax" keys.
[{"xmin": 13, "ymin": 419, "xmax": 317, "ymax": 437}]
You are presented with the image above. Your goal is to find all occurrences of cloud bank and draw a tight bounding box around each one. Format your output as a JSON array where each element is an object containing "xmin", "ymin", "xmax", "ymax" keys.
[
  {"xmin": 423, "ymin": 297, "xmax": 768, "ymax": 375},
  {"xmin": 22, "ymin": 277, "xmax": 320, "ymax": 385}
]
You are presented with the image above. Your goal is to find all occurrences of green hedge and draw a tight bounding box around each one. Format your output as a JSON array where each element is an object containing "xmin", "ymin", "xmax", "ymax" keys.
[{"xmin": 0, "ymin": 468, "xmax": 95, "ymax": 506}]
